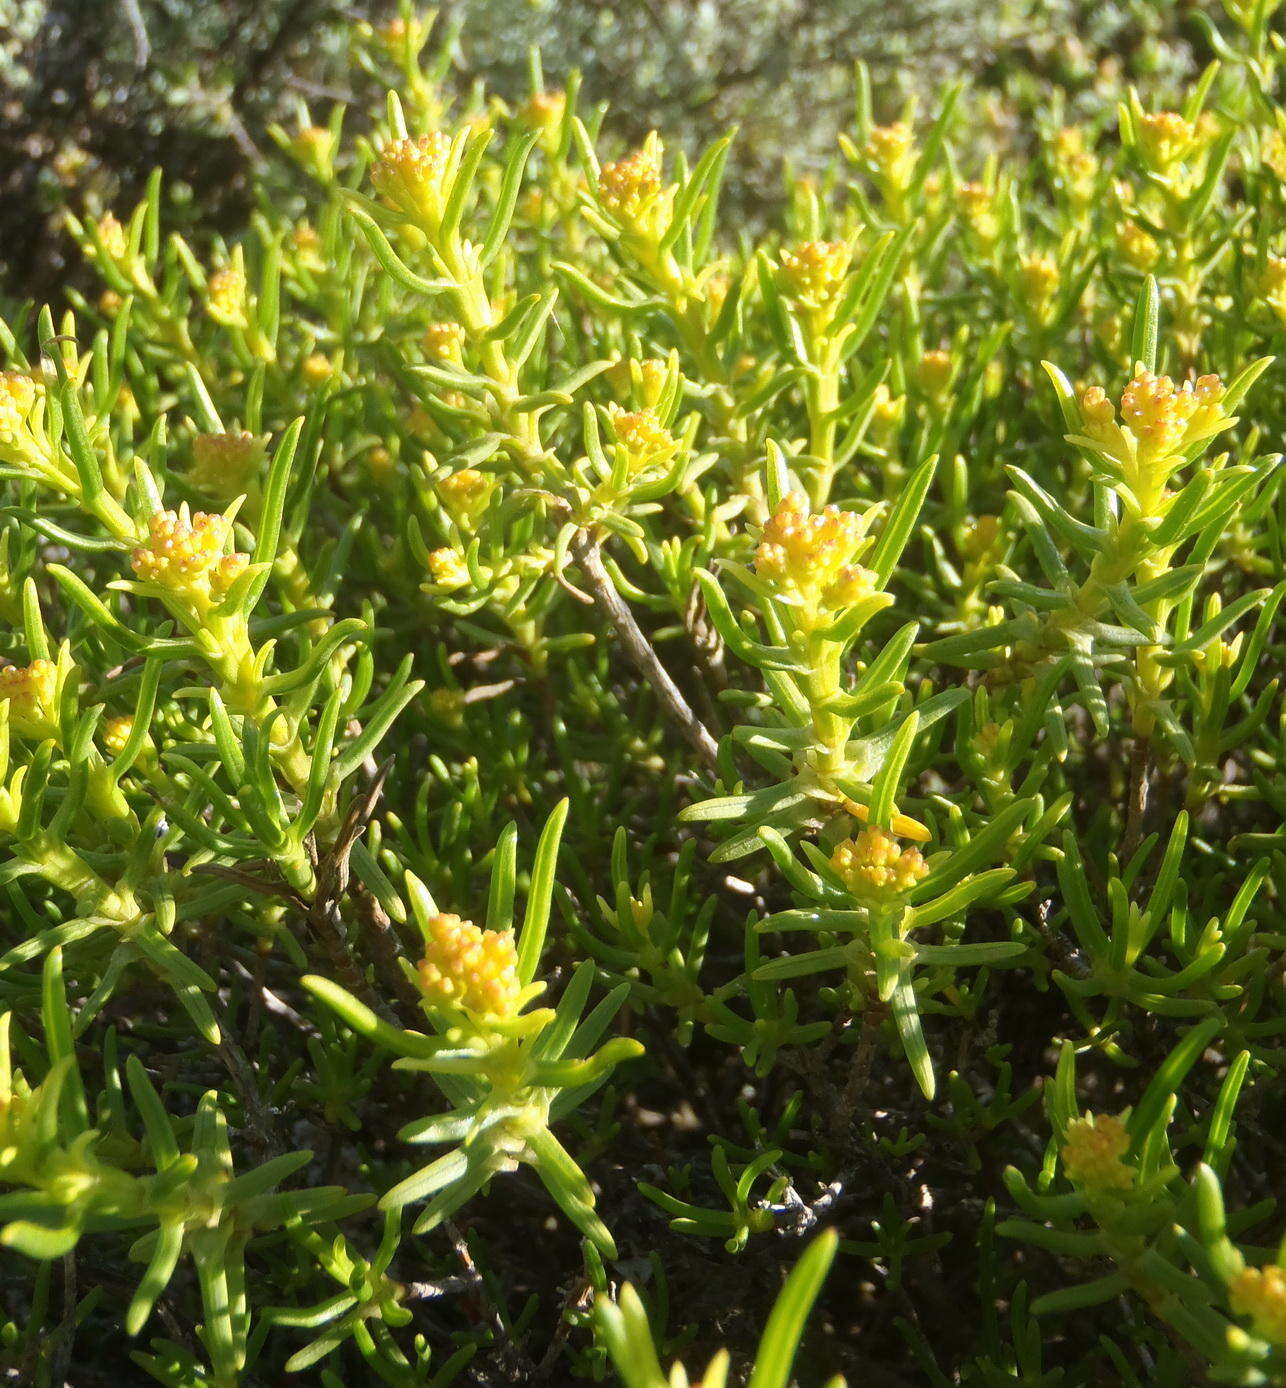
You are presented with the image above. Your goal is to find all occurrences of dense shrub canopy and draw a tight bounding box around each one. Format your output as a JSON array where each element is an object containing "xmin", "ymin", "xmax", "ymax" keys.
[{"xmin": 0, "ymin": 3, "xmax": 1284, "ymax": 1385}]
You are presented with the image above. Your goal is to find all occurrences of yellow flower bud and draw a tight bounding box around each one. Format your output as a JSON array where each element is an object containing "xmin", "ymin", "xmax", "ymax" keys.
[
  {"xmin": 0, "ymin": 372, "xmax": 40, "ymax": 448},
  {"xmin": 101, "ymin": 715, "xmax": 134, "ymax": 757},
  {"xmin": 423, "ymin": 320, "xmax": 466, "ymax": 361},
  {"xmin": 519, "ymin": 90, "xmax": 566, "ymax": 147},
  {"xmin": 1228, "ymin": 1265, "xmax": 1286, "ymax": 1347},
  {"xmin": 778, "ymin": 240, "xmax": 852, "ymax": 308},
  {"xmin": 416, "ymin": 912, "xmax": 522, "ymax": 1019},
  {"xmin": 207, "ymin": 266, "xmax": 249, "ymax": 328},
  {"xmin": 1116, "ymin": 220, "xmax": 1160, "ymax": 272},
  {"xmin": 1265, "ymin": 128, "xmax": 1286, "ymax": 181},
  {"xmin": 371, "ymin": 132, "xmax": 455, "ymax": 228},
  {"xmin": 302, "ymin": 353, "xmax": 333, "ymax": 385},
  {"xmin": 427, "ymin": 547, "xmax": 470, "ymax": 590},
  {"xmin": 94, "ymin": 213, "xmax": 128, "ymax": 262},
  {"xmin": 1136, "ymin": 111, "xmax": 1204, "ymax": 171},
  {"xmin": 866, "ymin": 122, "xmax": 916, "ymax": 190},
  {"xmin": 607, "ymin": 405, "xmax": 679, "ymax": 475},
  {"xmin": 289, "ymin": 125, "xmax": 337, "ymax": 179},
  {"xmin": 916, "ymin": 348, "xmax": 954, "ymax": 400},
  {"xmin": 0, "ymin": 659, "xmax": 59, "ymax": 739},
  {"xmin": 830, "ymin": 826, "xmax": 929, "ymax": 902},
  {"xmin": 1261, "ymin": 254, "xmax": 1286, "ymax": 322},
  {"xmin": 1061, "ymin": 1114, "xmax": 1134, "ymax": 1191},
  {"xmin": 291, "ymin": 224, "xmax": 324, "ymax": 272},
  {"xmin": 957, "ymin": 181, "xmax": 997, "ymax": 242},
  {"xmin": 438, "ymin": 468, "xmax": 492, "ymax": 520},
  {"xmin": 1020, "ymin": 253, "xmax": 1060, "ymax": 310},
  {"xmin": 598, "ymin": 134, "xmax": 673, "ymax": 238}
]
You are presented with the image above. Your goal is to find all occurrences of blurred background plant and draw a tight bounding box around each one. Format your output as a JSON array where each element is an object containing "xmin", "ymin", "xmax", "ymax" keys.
[{"xmin": 2, "ymin": 0, "xmax": 1204, "ymax": 300}]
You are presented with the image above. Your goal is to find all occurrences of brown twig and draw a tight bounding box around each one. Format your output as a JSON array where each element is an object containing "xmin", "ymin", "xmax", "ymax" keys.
[{"xmin": 570, "ymin": 531, "xmax": 720, "ymax": 770}]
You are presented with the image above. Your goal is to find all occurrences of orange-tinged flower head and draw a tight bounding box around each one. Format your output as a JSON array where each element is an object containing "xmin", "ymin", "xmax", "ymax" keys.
[
  {"xmin": 831, "ymin": 826, "xmax": 929, "ymax": 902},
  {"xmin": 1062, "ymin": 1114, "xmax": 1134, "ymax": 1191},
  {"xmin": 519, "ymin": 90, "xmax": 566, "ymax": 138},
  {"xmin": 598, "ymin": 135, "xmax": 672, "ymax": 237},
  {"xmin": 417, "ymin": 913, "xmax": 522, "ymax": 1019},
  {"xmin": 755, "ymin": 492, "xmax": 877, "ymax": 610},
  {"xmin": 131, "ymin": 509, "xmax": 248, "ymax": 606},
  {"xmin": 599, "ymin": 146, "xmax": 662, "ymax": 217},
  {"xmin": 1078, "ymin": 368, "xmax": 1230, "ymax": 477}
]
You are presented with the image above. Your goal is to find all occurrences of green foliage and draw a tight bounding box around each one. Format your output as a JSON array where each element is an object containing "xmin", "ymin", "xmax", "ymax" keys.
[{"xmin": 0, "ymin": 2, "xmax": 1282, "ymax": 1384}]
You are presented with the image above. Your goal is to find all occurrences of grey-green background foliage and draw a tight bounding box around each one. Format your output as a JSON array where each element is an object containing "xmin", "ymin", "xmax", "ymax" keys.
[{"xmin": 1, "ymin": 0, "xmax": 1203, "ymax": 298}]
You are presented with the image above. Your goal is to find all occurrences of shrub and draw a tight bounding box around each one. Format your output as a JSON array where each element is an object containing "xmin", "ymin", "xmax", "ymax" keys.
[{"xmin": 0, "ymin": 2, "xmax": 1283, "ymax": 1383}]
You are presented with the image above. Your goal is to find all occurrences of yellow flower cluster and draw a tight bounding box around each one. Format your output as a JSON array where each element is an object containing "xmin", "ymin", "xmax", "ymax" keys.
[
  {"xmin": 438, "ymin": 468, "xmax": 492, "ymax": 521},
  {"xmin": 958, "ymin": 182, "xmax": 997, "ymax": 242},
  {"xmin": 1020, "ymin": 254, "xmax": 1059, "ymax": 309},
  {"xmin": 302, "ymin": 353, "xmax": 332, "ymax": 386},
  {"xmin": 0, "ymin": 660, "xmax": 58, "ymax": 738},
  {"xmin": 1116, "ymin": 221, "xmax": 1161, "ymax": 273},
  {"xmin": 417, "ymin": 912, "xmax": 521, "ymax": 1019},
  {"xmin": 1061, "ymin": 1114, "xmax": 1134, "ymax": 1191},
  {"xmin": 1052, "ymin": 126, "xmax": 1097, "ymax": 204},
  {"xmin": 423, "ymin": 321, "xmax": 466, "ymax": 360},
  {"xmin": 917, "ymin": 348, "xmax": 953, "ymax": 399},
  {"xmin": 597, "ymin": 136, "xmax": 672, "ymax": 236},
  {"xmin": 0, "ymin": 372, "xmax": 39, "ymax": 448},
  {"xmin": 830, "ymin": 826, "xmax": 929, "ymax": 902},
  {"xmin": 427, "ymin": 547, "xmax": 470, "ymax": 589},
  {"xmin": 289, "ymin": 125, "xmax": 337, "ymax": 179},
  {"xmin": 519, "ymin": 90, "xmax": 566, "ymax": 142},
  {"xmin": 608, "ymin": 406, "xmax": 678, "ymax": 473},
  {"xmin": 1261, "ymin": 254, "xmax": 1286, "ymax": 322},
  {"xmin": 101, "ymin": 715, "xmax": 134, "ymax": 757},
  {"xmin": 207, "ymin": 266, "xmax": 248, "ymax": 328},
  {"xmin": 866, "ymin": 122, "xmax": 915, "ymax": 189},
  {"xmin": 371, "ymin": 132, "xmax": 455, "ymax": 227},
  {"xmin": 1228, "ymin": 1265, "xmax": 1286, "ymax": 1348},
  {"xmin": 1136, "ymin": 110, "xmax": 1214, "ymax": 172},
  {"xmin": 131, "ymin": 510, "xmax": 248, "ymax": 605},
  {"xmin": 93, "ymin": 213, "xmax": 128, "ymax": 262},
  {"xmin": 755, "ymin": 492, "xmax": 876, "ymax": 610},
  {"xmin": 778, "ymin": 240, "xmax": 852, "ymax": 308},
  {"xmin": 1079, "ymin": 369, "xmax": 1230, "ymax": 476},
  {"xmin": 291, "ymin": 224, "xmax": 324, "ymax": 272}
]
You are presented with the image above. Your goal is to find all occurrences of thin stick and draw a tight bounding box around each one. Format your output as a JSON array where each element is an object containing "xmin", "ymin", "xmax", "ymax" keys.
[{"xmin": 571, "ymin": 531, "xmax": 719, "ymax": 770}]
